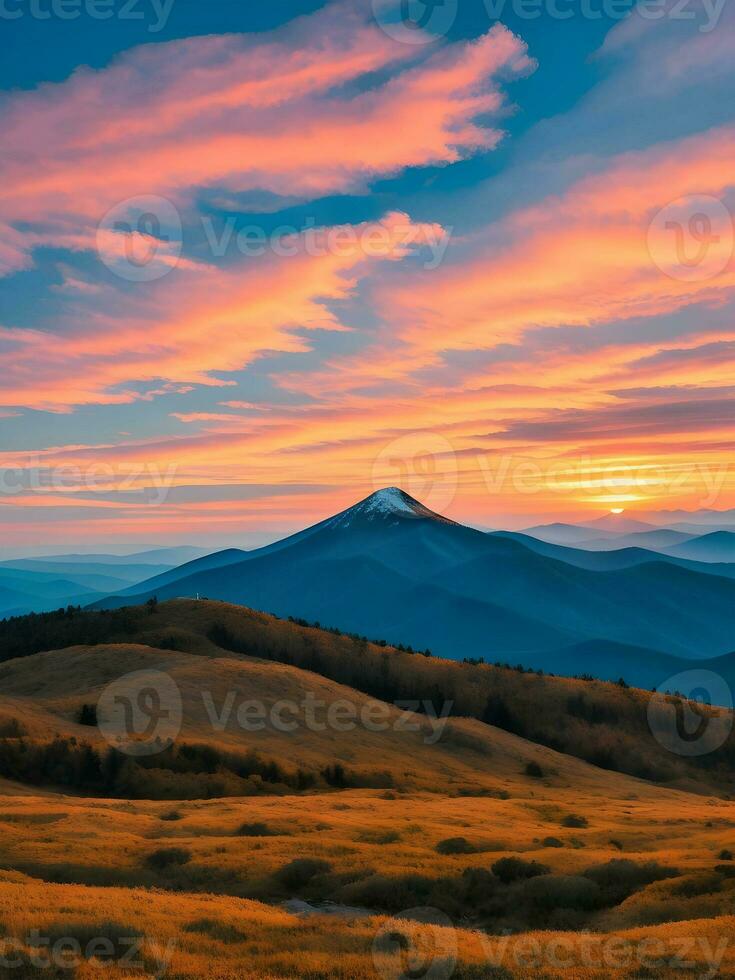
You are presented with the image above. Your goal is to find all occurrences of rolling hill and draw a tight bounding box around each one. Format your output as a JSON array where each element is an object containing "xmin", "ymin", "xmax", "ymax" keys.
[
  {"xmin": 661, "ymin": 530, "xmax": 735, "ymax": 563},
  {"xmin": 0, "ymin": 554, "xmax": 188, "ymax": 617},
  {"xmin": 493, "ymin": 531, "xmax": 735, "ymax": 580},
  {"xmin": 2, "ymin": 598, "xmax": 734, "ymax": 793}
]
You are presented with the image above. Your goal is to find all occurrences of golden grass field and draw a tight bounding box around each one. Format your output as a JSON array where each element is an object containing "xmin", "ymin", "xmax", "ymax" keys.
[
  {"xmin": 1, "ymin": 602, "xmax": 734, "ymax": 978},
  {"xmin": 1, "ymin": 780, "xmax": 734, "ymax": 978}
]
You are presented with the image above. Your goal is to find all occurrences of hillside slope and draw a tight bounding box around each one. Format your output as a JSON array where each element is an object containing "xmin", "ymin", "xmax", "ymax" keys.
[{"xmin": 1, "ymin": 599, "xmax": 733, "ymax": 795}]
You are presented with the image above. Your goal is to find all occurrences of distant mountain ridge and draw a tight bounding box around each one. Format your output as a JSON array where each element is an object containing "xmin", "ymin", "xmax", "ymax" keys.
[{"xmin": 89, "ymin": 488, "xmax": 735, "ymax": 688}]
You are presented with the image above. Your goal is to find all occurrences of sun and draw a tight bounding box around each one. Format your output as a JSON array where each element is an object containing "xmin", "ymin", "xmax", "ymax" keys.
[{"xmin": 610, "ymin": 508, "xmax": 625, "ymax": 514}]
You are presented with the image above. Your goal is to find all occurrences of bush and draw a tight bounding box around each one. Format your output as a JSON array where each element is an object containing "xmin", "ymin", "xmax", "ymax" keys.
[
  {"xmin": 276, "ymin": 858, "xmax": 332, "ymax": 889},
  {"xmin": 583, "ymin": 859, "xmax": 679, "ymax": 905},
  {"xmin": 718, "ymin": 849, "xmax": 733, "ymax": 861},
  {"xmin": 145, "ymin": 847, "xmax": 192, "ymax": 871},
  {"xmin": 159, "ymin": 809, "xmax": 182, "ymax": 822},
  {"xmin": 77, "ymin": 704, "xmax": 98, "ymax": 727},
  {"xmin": 436, "ymin": 837, "xmax": 476, "ymax": 855},
  {"xmin": 491, "ymin": 857, "xmax": 550, "ymax": 884},
  {"xmin": 562, "ymin": 814, "xmax": 588, "ymax": 828},
  {"xmin": 542, "ymin": 837, "xmax": 563, "ymax": 848},
  {"xmin": 671, "ymin": 873, "xmax": 722, "ymax": 898},
  {"xmin": 524, "ymin": 762, "xmax": 544, "ymax": 778},
  {"xmin": 359, "ymin": 830, "xmax": 402, "ymax": 844},
  {"xmin": 521, "ymin": 874, "xmax": 601, "ymax": 911},
  {"xmin": 0, "ymin": 734, "xmax": 309, "ymax": 800},
  {"xmin": 0, "ymin": 717, "xmax": 28, "ymax": 738},
  {"xmin": 339, "ymin": 874, "xmax": 434, "ymax": 912},
  {"xmin": 43, "ymin": 922, "xmax": 142, "ymax": 963},
  {"xmin": 237, "ymin": 822, "xmax": 277, "ymax": 837},
  {"xmin": 183, "ymin": 918, "xmax": 246, "ymax": 943}
]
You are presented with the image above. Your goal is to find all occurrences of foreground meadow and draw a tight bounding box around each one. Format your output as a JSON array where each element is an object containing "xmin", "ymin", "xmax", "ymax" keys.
[
  {"xmin": 1, "ymin": 777, "xmax": 734, "ymax": 978},
  {"xmin": 0, "ymin": 871, "xmax": 734, "ymax": 979}
]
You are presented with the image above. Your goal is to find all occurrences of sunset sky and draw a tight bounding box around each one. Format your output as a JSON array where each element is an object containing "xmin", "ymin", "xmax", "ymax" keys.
[{"xmin": 1, "ymin": 0, "xmax": 734, "ymax": 551}]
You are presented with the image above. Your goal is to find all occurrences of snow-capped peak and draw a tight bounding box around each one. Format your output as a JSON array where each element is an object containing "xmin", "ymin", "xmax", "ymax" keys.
[
  {"xmin": 326, "ymin": 487, "xmax": 456, "ymax": 529},
  {"xmin": 361, "ymin": 487, "xmax": 421, "ymax": 516}
]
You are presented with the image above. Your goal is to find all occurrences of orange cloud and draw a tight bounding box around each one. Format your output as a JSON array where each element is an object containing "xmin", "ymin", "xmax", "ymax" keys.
[
  {"xmin": 0, "ymin": 9, "xmax": 531, "ymax": 276},
  {"xmin": 0, "ymin": 213, "xmax": 442, "ymax": 411}
]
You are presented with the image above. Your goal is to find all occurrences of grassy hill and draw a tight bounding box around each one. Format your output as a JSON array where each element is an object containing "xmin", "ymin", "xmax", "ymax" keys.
[{"xmin": 1, "ymin": 600, "xmax": 733, "ymax": 795}]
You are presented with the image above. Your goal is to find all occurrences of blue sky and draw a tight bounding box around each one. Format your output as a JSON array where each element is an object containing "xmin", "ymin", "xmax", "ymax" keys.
[{"xmin": 0, "ymin": 0, "xmax": 733, "ymax": 553}]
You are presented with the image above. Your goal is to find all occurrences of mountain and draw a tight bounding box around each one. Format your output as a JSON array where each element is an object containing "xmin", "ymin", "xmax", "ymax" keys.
[
  {"xmin": 661, "ymin": 530, "xmax": 735, "ymax": 564},
  {"xmin": 638, "ymin": 506, "xmax": 735, "ymax": 529},
  {"xmin": 520, "ymin": 522, "xmax": 621, "ymax": 544},
  {"xmin": 114, "ymin": 548, "xmax": 249, "ymax": 596},
  {"xmin": 578, "ymin": 514, "xmax": 657, "ymax": 534},
  {"xmin": 520, "ymin": 518, "xmax": 671, "ymax": 546},
  {"xmin": 493, "ymin": 531, "xmax": 735, "ymax": 580},
  {"xmin": 89, "ymin": 488, "xmax": 735, "ymax": 679},
  {"xmin": 0, "ymin": 555, "xmax": 190, "ymax": 618},
  {"xmin": 6, "ymin": 547, "xmax": 209, "ymax": 566},
  {"xmin": 0, "ymin": 559, "xmax": 174, "ymax": 583},
  {"xmin": 570, "ymin": 528, "xmax": 696, "ymax": 551}
]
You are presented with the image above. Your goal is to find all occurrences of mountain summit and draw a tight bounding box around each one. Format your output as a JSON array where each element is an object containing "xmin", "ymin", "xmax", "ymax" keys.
[
  {"xmin": 326, "ymin": 487, "xmax": 458, "ymax": 529},
  {"xmin": 91, "ymin": 488, "xmax": 735, "ymax": 682}
]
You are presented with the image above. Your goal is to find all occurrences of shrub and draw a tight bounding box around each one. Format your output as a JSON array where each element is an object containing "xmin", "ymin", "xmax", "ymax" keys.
[
  {"xmin": 159, "ymin": 809, "xmax": 182, "ymax": 822},
  {"xmin": 521, "ymin": 874, "xmax": 601, "ymax": 911},
  {"xmin": 0, "ymin": 717, "xmax": 28, "ymax": 738},
  {"xmin": 183, "ymin": 918, "xmax": 246, "ymax": 943},
  {"xmin": 583, "ymin": 859, "xmax": 679, "ymax": 905},
  {"xmin": 562, "ymin": 814, "xmax": 588, "ymax": 828},
  {"xmin": 361, "ymin": 830, "xmax": 401, "ymax": 845},
  {"xmin": 145, "ymin": 847, "xmax": 192, "ymax": 871},
  {"xmin": 718, "ymin": 849, "xmax": 733, "ymax": 861},
  {"xmin": 237, "ymin": 822, "xmax": 277, "ymax": 837},
  {"xmin": 671, "ymin": 873, "xmax": 722, "ymax": 898},
  {"xmin": 77, "ymin": 704, "xmax": 98, "ymax": 727},
  {"xmin": 524, "ymin": 762, "xmax": 544, "ymax": 778},
  {"xmin": 339, "ymin": 874, "xmax": 434, "ymax": 912},
  {"xmin": 542, "ymin": 837, "xmax": 563, "ymax": 848},
  {"xmin": 276, "ymin": 858, "xmax": 332, "ymax": 889},
  {"xmin": 43, "ymin": 922, "xmax": 142, "ymax": 963},
  {"xmin": 0, "ymin": 734, "xmax": 307, "ymax": 800},
  {"xmin": 491, "ymin": 857, "xmax": 550, "ymax": 884},
  {"xmin": 437, "ymin": 837, "xmax": 476, "ymax": 855}
]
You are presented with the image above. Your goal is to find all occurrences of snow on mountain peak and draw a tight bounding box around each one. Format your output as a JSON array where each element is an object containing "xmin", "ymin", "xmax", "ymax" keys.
[
  {"xmin": 327, "ymin": 487, "xmax": 456, "ymax": 529},
  {"xmin": 362, "ymin": 487, "xmax": 419, "ymax": 516}
]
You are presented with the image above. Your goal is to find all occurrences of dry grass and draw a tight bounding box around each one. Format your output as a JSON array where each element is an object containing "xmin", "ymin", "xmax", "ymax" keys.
[
  {"xmin": 0, "ymin": 874, "xmax": 733, "ymax": 979},
  {"xmin": 0, "ymin": 780, "xmax": 733, "ymax": 912},
  {"xmin": 0, "ymin": 636, "xmax": 677, "ymax": 796},
  {"xmin": 1, "ymin": 601, "xmax": 735, "ymax": 976}
]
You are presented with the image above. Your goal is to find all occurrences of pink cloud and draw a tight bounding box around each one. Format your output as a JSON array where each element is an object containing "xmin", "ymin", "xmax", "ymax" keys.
[
  {"xmin": 0, "ymin": 213, "xmax": 444, "ymax": 411},
  {"xmin": 279, "ymin": 122, "xmax": 735, "ymax": 402},
  {"xmin": 0, "ymin": 7, "xmax": 531, "ymax": 276}
]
